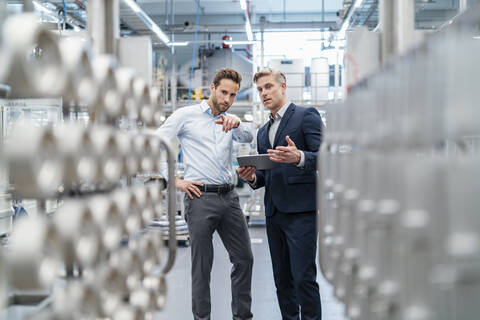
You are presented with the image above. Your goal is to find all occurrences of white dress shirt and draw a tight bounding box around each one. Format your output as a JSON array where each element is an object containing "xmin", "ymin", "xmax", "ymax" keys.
[
  {"xmin": 155, "ymin": 100, "xmax": 253, "ymax": 184},
  {"xmin": 268, "ymin": 101, "xmax": 305, "ymax": 167}
]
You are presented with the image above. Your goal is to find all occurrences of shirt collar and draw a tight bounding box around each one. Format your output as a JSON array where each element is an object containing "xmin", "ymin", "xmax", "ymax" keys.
[
  {"xmin": 270, "ymin": 101, "xmax": 291, "ymax": 121},
  {"xmin": 201, "ymin": 100, "xmax": 226, "ymax": 117}
]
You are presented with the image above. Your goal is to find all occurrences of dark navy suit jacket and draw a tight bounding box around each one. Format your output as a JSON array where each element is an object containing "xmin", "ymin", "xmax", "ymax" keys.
[{"xmin": 251, "ymin": 103, "xmax": 323, "ymax": 217}]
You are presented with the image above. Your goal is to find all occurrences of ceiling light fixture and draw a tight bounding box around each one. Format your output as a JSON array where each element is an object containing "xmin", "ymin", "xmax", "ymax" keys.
[
  {"xmin": 338, "ymin": 0, "xmax": 364, "ymax": 38},
  {"xmin": 224, "ymin": 40, "xmax": 257, "ymax": 45},
  {"xmin": 123, "ymin": 0, "xmax": 170, "ymax": 46},
  {"xmin": 239, "ymin": 0, "xmax": 253, "ymax": 41},
  {"xmin": 32, "ymin": 1, "xmax": 52, "ymax": 15},
  {"xmin": 240, "ymin": 0, "xmax": 247, "ymax": 11},
  {"xmin": 169, "ymin": 41, "xmax": 189, "ymax": 46},
  {"xmin": 245, "ymin": 18, "xmax": 253, "ymax": 41}
]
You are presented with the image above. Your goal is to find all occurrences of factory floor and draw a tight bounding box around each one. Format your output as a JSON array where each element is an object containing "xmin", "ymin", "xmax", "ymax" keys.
[{"xmin": 157, "ymin": 225, "xmax": 347, "ymax": 320}]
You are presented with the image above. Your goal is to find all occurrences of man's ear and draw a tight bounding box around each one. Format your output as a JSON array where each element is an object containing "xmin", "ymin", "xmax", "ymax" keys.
[
  {"xmin": 281, "ymin": 82, "xmax": 287, "ymax": 94},
  {"xmin": 210, "ymin": 83, "xmax": 216, "ymax": 92}
]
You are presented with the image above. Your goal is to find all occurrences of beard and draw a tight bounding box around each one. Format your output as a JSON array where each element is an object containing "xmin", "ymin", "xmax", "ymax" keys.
[{"xmin": 211, "ymin": 94, "xmax": 230, "ymax": 115}]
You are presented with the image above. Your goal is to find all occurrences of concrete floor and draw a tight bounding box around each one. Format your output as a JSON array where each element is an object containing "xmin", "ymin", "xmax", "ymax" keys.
[{"xmin": 156, "ymin": 225, "xmax": 347, "ymax": 320}]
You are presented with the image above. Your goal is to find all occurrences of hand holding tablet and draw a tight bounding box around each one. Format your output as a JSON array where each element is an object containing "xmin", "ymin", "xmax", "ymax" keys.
[{"xmin": 237, "ymin": 154, "xmax": 280, "ymax": 170}]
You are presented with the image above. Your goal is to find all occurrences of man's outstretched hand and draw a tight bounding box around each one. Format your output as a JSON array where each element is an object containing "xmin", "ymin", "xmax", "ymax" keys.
[
  {"xmin": 267, "ymin": 135, "xmax": 301, "ymax": 164},
  {"xmin": 215, "ymin": 115, "xmax": 240, "ymax": 132}
]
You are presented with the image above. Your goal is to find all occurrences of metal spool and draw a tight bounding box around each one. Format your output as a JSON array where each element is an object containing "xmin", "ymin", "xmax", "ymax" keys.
[
  {"xmin": 115, "ymin": 131, "xmax": 139, "ymax": 176},
  {"xmin": 59, "ymin": 39, "xmax": 99, "ymax": 108},
  {"xmin": 8, "ymin": 218, "xmax": 62, "ymax": 290},
  {"xmin": 133, "ymin": 78, "xmax": 153, "ymax": 125},
  {"xmin": 1, "ymin": 13, "xmax": 67, "ymax": 98},
  {"xmin": 90, "ymin": 126, "xmax": 123, "ymax": 183},
  {"xmin": 115, "ymin": 68, "xmax": 139, "ymax": 119},
  {"xmin": 91, "ymin": 55, "xmax": 123, "ymax": 121},
  {"xmin": 54, "ymin": 123, "xmax": 98, "ymax": 185},
  {"xmin": 112, "ymin": 188, "xmax": 142, "ymax": 235},
  {"xmin": 5, "ymin": 125, "xmax": 63, "ymax": 199},
  {"xmin": 88, "ymin": 196, "xmax": 125, "ymax": 251}
]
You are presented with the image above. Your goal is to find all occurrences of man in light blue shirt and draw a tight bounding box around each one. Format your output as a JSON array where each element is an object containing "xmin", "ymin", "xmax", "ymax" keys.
[{"xmin": 155, "ymin": 68, "xmax": 254, "ymax": 320}]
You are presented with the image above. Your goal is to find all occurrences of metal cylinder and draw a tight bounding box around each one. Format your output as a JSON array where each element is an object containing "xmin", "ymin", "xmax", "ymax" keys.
[
  {"xmin": 88, "ymin": 196, "xmax": 125, "ymax": 251},
  {"xmin": 91, "ymin": 55, "xmax": 123, "ymax": 121},
  {"xmin": 112, "ymin": 188, "xmax": 142, "ymax": 235},
  {"xmin": 129, "ymin": 286, "xmax": 164, "ymax": 312},
  {"xmin": 143, "ymin": 275, "xmax": 167, "ymax": 311},
  {"xmin": 146, "ymin": 182, "xmax": 163, "ymax": 219},
  {"xmin": 132, "ymin": 134, "xmax": 153, "ymax": 173},
  {"xmin": 54, "ymin": 123, "xmax": 98, "ymax": 186},
  {"xmin": 132, "ymin": 185, "xmax": 155, "ymax": 226},
  {"xmin": 1, "ymin": 13, "xmax": 67, "ymax": 98},
  {"xmin": 95, "ymin": 264, "xmax": 129, "ymax": 316},
  {"xmin": 150, "ymin": 87, "xmax": 165, "ymax": 127},
  {"xmin": 129, "ymin": 233, "xmax": 163, "ymax": 276},
  {"xmin": 115, "ymin": 131, "xmax": 139, "ymax": 176},
  {"xmin": 7, "ymin": 217, "xmax": 62, "ymax": 290},
  {"xmin": 115, "ymin": 68, "xmax": 139, "ymax": 119},
  {"xmin": 5, "ymin": 125, "xmax": 63, "ymax": 198},
  {"xmin": 67, "ymin": 281, "xmax": 105, "ymax": 318},
  {"xmin": 53, "ymin": 200, "xmax": 100, "ymax": 270},
  {"xmin": 90, "ymin": 125, "xmax": 123, "ymax": 183},
  {"xmin": 110, "ymin": 247, "xmax": 145, "ymax": 291},
  {"xmin": 59, "ymin": 39, "xmax": 99, "ymax": 108},
  {"xmin": 133, "ymin": 79, "xmax": 153, "ymax": 125}
]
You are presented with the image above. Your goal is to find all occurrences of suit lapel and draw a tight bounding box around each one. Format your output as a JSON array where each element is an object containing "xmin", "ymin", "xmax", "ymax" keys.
[
  {"xmin": 258, "ymin": 122, "xmax": 272, "ymax": 152},
  {"xmin": 273, "ymin": 103, "xmax": 295, "ymax": 147}
]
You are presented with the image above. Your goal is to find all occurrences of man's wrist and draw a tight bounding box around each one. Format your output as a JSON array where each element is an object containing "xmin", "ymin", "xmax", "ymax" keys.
[{"xmin": 295, "ymin": 151, "xmax": 301, "ymax": 164}]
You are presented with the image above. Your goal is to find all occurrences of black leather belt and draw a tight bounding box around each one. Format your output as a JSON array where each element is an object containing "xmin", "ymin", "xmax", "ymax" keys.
[{"xmin": 198, "ymin": 184, "xmax": 234, "ymax": 194}]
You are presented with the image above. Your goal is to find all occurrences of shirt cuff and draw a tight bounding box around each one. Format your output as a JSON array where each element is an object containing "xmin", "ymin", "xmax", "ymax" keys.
[
  {"xmin": 247, "ymin": 175, "xmax": 257, "ymax": 188},
  {"xmin": 296, "ymin": 151, "xmax": 305, "ymax": 168}
]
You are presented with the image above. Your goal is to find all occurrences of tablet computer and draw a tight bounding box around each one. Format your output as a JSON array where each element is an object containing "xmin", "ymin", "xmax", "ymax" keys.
[{"xmin": 237, "ymin": 154, "xmax": 280, "ymax": 170}]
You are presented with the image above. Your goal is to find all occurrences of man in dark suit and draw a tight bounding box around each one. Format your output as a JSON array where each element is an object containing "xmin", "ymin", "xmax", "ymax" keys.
[{"xmin": 239, "ymin": 68, "xmax": 323, "ymax": 320}]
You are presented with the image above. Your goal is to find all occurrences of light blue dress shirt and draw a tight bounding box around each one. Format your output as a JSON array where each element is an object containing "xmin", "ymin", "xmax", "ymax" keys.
[{"xmin": 155, "ymin": 100, "xmax": 253, "ymax": 184}]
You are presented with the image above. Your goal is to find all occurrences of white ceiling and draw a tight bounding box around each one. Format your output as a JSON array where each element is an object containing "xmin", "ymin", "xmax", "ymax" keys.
[{"xmin": 137, "ymin": 0, "xmax": 344, "ymax": 16}]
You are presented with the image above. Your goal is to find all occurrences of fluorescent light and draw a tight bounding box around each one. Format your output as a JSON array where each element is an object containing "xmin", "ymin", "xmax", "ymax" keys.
[
  {"xmin": 240, "ymin": 0, "xmax": 247, "ymax": 10},
  {"xmin": 239, "ymin": 0, "xmax": 253, "ymax": 43},
  {"xmin": 244, "ymin": 11, "xmax": 253, "ymax": 41},
  {"xmin": 124, "ymin": 0, "xmax": 141, "ymax": 13},
  {"xmin": 224, "ymin": 40, "xmax": 257, "ymax": 45},
  {"xmin": 473, "ymin": 36, "xmax": 480, "ymax": 40},
  {"xmin": 245, "ymin": 20, "xmax": 253, "ymax": 41},
  {"xmin": 168, "ymin": 41, "xmax": 189, "ymax": 46},
  {"xmin": 123, "ymin": 0, "xmax": 170, "ymax": 46},
  {"xmin": 354, "ymin": 0, "xmax": 364, "ymax": 8},
  {"xmin": 32, "ymin": 0, "xmax": 56, "ymax": 16},
  {"xmin": 338, "ymin": 0, "xmax": 364, "ymax": 38}
]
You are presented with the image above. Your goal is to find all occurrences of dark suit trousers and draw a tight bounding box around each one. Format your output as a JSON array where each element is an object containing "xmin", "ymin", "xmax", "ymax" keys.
[{"xmin": 266, "ymin": 209, "xmax": 322, "ymax": 320}]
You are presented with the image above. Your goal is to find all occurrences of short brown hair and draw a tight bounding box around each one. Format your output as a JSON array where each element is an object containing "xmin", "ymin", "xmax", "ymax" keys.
[
  {"xmin": 253, "ymin": 68, "xmax": 286, "ymax": 84},
  {"xmin": 212, "ymin": 68, "xmax": 242, "ymax": 88}
]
